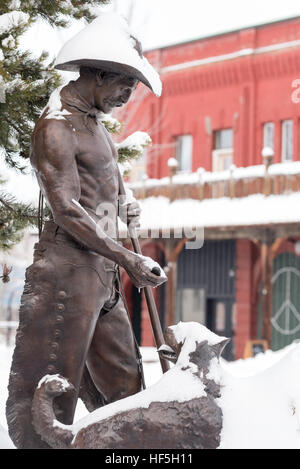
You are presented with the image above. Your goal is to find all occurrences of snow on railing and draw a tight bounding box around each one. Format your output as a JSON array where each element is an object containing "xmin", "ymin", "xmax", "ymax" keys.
[{"xmin": 130, "ymin": 161, "xmax": 300, "ymax": 201}]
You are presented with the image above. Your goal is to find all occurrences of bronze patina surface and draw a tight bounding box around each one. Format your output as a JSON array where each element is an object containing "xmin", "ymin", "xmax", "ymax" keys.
[{"xmin": 6, "ymin": 67, "xmax": 166, "ymax": 449}]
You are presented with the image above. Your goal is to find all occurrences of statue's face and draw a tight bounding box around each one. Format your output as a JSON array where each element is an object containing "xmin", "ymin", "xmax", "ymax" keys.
[{"xmin": 94, "ymin": 75, "xmax": 138, "ymax": 113}]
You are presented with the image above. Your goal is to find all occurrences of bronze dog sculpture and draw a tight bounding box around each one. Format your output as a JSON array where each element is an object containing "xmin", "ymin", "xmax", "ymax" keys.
[{"xmin": 32, "ymin": 322, "xmax": 230, "ymax": 449}]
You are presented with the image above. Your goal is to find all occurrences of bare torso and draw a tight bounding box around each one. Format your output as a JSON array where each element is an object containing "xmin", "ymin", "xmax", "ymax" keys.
[
  {"xmin": 29, "ymin": 82, "xmax": 166, "ymax": 289},
  {"xmin": 62, "ymin": 107, "xmax": 120, "ymax": 240},
  {"xmin": 31, "ymin": 84, "xmax": 120, "ymax": 240},
  {"xmin": 75, "ymin": 119, "xmax": 119, "ymax": 214}
]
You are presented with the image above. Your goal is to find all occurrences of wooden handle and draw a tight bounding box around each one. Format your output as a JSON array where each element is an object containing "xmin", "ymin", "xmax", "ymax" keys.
[{"xmin": 118, "ymin": 171, "xmax": 170, "ymax": 373}]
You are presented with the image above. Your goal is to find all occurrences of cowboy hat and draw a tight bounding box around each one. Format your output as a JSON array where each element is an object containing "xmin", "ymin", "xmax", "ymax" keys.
[{"xmin": 54, "ymin": 12, "xmax": 162, "ymax": 97}]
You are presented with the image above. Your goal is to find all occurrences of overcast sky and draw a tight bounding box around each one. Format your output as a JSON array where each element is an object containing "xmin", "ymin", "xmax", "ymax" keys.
[
  {"xmin": 21, "ymin": 0, "xmax": 300, "ymax": 59},
  {"xmin": 101, "ymin": 0, "xmax": 300, "ymax": 50}
]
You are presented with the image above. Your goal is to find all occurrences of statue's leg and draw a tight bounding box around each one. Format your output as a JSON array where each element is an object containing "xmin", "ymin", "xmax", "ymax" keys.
[
  {"xmin": 86, "ymin": 293, "xmax": 142, "ymax": 404},
  {"xmin": 6, "ymin": 242, "xmax": 57, "ymax": 449},
  {"xmin": 6, "ymin": 237, "xmax": 111, "ymax": 449}
]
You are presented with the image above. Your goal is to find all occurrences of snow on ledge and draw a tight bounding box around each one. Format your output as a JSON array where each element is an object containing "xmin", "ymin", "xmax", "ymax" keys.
[{"xmin": 118, "ymin": 192, "xmax": 300, "ymax": 234}]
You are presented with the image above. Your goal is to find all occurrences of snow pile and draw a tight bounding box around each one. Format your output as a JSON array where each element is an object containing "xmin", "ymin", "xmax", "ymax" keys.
[
  {"xmin": 219, "ymin": 343, "xmax": 300, "ymax": 449},
  {"xmin": 0, "ymin": 343, "xmax": 14, "ymax": 448},
  {"xmin": 0, "ymin": 424, "xmax": 14, "ymax": 449},
  {"xmin": 222, "ymin": 342, "xmax": 299, "ymax": 377}
]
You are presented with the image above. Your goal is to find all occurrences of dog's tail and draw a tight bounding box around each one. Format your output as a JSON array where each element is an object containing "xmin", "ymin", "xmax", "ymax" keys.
[{"xmin": 32, "ymin": 374, "xmax": 75, "ymax": 449}]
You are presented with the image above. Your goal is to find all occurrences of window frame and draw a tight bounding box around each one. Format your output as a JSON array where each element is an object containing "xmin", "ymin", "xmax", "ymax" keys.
[
  {"xmin": 281, "ymin": 119, "xmax": 293, "ymax": 162},
  {"xmin": 263, "ymin": 122, "xmax": 275, "ymax": 151},
  {"xmin": 212, "ymin": 128, "xmax": 234, "ymax": 172},
  {"xmin": 175, "ymin": 134, "xmax": 193, "ymax": 173}
]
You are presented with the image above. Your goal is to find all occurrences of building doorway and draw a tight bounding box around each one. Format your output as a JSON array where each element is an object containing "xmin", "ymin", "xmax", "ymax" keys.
[
  {"xmin": 206, "ymin": 299, "xmax": 235, "ymax": 360},
  {"xmin": 271, "ymin": 252, "xmax": 300, "ymax": 350},
  {"xmin": 176, "ymin": 240, "xmax": 236, "ymax": 360}
]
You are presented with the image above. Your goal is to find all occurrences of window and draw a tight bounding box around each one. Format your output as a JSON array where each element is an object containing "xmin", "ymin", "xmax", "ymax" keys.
[
  {"xmin": 263, "ymin": 122, "xmax": 275, "ymax": 151},
  {"xmin": 175, "ymin": 135, "xmax": 193, "ymax": 172},
  {"xmin": 213, "ymin": 129, "xmax": 233, "ymax": 171},
  {"xmin": 214, "ymin": 129, "xmax": 233, "ymax": 150},
  {"xmin": 281, "ymin": 120, "xmax": 293, "ymax": 162},
  {"xmin": 176, "ymin": 288, "xmax": 206, "ymax": 324},
  {"xmin": 215, "ymin": 302, "xmax": 226, "ymax": 333}
]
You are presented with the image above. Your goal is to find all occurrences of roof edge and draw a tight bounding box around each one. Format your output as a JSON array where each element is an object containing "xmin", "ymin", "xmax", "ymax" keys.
[{"xmin": 144, "ymin": 15, "xmax": 300, "ymax": 53}]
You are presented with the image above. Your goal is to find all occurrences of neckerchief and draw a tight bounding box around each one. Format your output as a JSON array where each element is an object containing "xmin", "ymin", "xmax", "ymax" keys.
[{"xmin": 60, "ymin": 81, "xmax": 99, "ymax": 134}]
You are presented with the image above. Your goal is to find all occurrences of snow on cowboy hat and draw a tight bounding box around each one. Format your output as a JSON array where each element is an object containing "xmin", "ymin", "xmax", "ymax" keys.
[{"xmin": 54, "ymin": 12, "xmax": 162, "ymax": 97}]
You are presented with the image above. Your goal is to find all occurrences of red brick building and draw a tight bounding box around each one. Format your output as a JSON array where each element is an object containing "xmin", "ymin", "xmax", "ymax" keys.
[{"xmin": 118, "ymin": 16, "xmax": 300, "ymax": 359}]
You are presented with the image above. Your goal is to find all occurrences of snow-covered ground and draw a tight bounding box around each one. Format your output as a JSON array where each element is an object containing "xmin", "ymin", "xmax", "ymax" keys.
[
  {"xmin": 219, "ymin": 342, "xmax": 300, "ymax": 449},
  {"xmin": 1, "ymin": 337, "xmax": 300, "ymax": 449},
  {"xmin": 0, "ymin": 343, "xmax": 14, "ymax": 448}
]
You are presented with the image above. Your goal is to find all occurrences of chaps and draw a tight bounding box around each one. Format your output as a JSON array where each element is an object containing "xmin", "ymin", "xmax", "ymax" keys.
[{"xmin": 6, "ymin": 221, "xmax": 141, "ymax": 449}]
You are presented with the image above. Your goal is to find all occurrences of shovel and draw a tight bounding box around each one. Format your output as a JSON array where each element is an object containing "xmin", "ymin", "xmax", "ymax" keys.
[{"xmin": 118, "ymin": 171, "xmax": 170, "ymax": 373}]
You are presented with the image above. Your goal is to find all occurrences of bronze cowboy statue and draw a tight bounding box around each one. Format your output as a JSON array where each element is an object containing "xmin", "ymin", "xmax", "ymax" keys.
[{"xmin": 6, "ymin": 12, "xmax": 166, "ymax": 449}]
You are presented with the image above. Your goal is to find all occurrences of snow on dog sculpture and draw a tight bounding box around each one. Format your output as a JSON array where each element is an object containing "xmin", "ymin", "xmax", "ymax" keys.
[{"xmin": 31, "ymin": 322, "xmax": 230, "ymax": 449}]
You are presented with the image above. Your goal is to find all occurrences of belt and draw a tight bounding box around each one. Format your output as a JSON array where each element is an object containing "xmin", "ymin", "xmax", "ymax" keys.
[{"xmin": 40, "ymin": 220, "xmax": 89, "ymax": 251}]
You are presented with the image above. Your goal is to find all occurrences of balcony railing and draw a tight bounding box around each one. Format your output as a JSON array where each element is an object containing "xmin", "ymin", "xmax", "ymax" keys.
[{"xmin": 130, "ymin": 161, "xmax": 300, "ymax": 202}]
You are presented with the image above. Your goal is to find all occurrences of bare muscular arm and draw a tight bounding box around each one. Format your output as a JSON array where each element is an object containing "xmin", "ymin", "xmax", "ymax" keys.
[{"xmin": 31, "ymin": 119, "xmax": 165, "ymax": 288}]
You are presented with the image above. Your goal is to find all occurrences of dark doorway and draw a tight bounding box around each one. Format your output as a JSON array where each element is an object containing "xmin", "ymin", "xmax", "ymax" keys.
[
  {"xmin": 176, "ymin": 240, "xmax": 236, "ymax": 360},
  {"xmin": 206, "ymin": 298, "xmax": 235, "ymax": 360}
]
